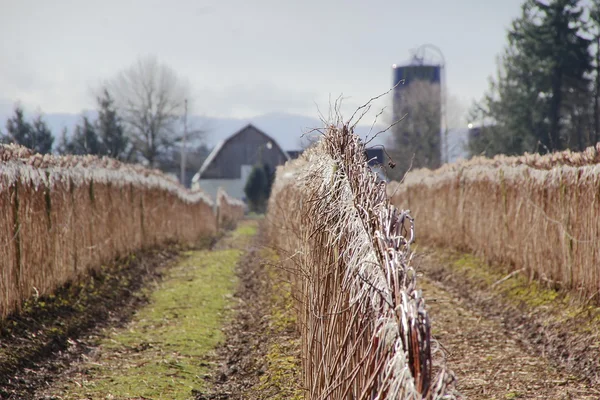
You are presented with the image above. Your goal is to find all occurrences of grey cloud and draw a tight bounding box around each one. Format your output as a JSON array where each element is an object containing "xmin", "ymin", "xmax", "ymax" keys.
[{"xmin": 194, "ymin": 82, "xmax": 319, "ymax": 118}]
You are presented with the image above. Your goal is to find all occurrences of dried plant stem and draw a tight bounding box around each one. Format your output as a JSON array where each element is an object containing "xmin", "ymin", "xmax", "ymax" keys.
[
  {"xmin": 266, "ymin": 123, "xmax": 456, "ymax": 399},
  {"xmin": 0, "ymin": 144, "xmax": 244, "ymax": 318}
]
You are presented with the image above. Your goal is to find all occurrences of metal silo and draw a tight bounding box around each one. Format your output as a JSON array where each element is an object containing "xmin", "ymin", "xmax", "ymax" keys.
[
  {"xmin": 392, "ymin": 64, "xmax": 441, "ymax": 89},
  {"xmin": 392, "ymin": 44, "xmax": 447, "ymax": 163}
]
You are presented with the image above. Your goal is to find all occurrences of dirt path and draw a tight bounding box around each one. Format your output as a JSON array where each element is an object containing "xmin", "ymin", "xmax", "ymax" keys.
[
  {"xmin": 0, "ymin": 246, "xmax": 182, "ymax": 400},
  {"xmin": 422, "ymin": 278, "xmax": 595, "ymax": 399},
  {"xmin": 35, "ymin": 221, "xmax": 258, "ymax": 400},
  {"xmin": 197, "ymin": 226, "xmax": 302, "ymax": 400},
  {"xmin": 32, "ymin": 219, "xmax": 303, "ymax": 400},
  {"xmin": 418, "ymin": 250, "xmax": 600, "ymax": 399}
]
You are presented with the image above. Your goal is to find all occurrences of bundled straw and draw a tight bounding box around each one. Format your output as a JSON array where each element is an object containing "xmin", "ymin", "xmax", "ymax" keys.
[
  {"xmin": 216, "ymin": 187, "xmax": 246, "ymax": 230},
  {"xmin": 0, "ymin": 144, "xmax": 243, "ymax": 318},
  {"xmin": 388, "ymin": 143, "xmax": 600, "ymax": 299},
  {"xmin": 267, "ymin": 125, "xmax": 456, "ymax": 399}
]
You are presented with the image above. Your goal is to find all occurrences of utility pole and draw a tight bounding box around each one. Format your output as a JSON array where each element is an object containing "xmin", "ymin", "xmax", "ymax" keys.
[
  {"xmin": 181, "ymin": 99, "xmax": 188, "ymax": 186},
  {"xmin": 595, "ymin": 34, "xmax": 600, "ymax": 145}
]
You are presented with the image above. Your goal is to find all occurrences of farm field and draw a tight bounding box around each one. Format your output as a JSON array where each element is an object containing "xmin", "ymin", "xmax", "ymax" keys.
[
  {"xmin": 3, "ymin": 129, "xmax": 600, "ymax": 399},
  {"xmin": 8, "ymin": 1, "xmax": 600, "ymax": 397},
  {"xmin": 417, "ymin": 250, "xmax": 599, "ymax": 399},
  {"xmin": 36, "ymin": 221, "xmax": 255, "ymax": 399},
  {"xmin": 5, "ymin": 221, "xmax": 596, "ymax": 399},
  {"xmin": 15, "ymin": 219, "xmax": 304, "ymax": 400}
]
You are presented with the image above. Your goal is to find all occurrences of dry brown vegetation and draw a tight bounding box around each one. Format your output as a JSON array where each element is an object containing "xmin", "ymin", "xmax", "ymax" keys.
[
  {"xmin": 418, "ymin": 247, "xmax": 600, "ymax": 394},
  {"xmin": 217, "ymin": 187, "xmax": 246, "ymax": 230},
  {"xmin": 267, "ymin": 124, "xmax": 457, "ymax": 399},
  {"xmin": 388, "ymin": 142, "xmax": 600, "ymax": 299},
  {"xmin": 0, "ymin": 144, "xmax": 244, "ymax": 318}
]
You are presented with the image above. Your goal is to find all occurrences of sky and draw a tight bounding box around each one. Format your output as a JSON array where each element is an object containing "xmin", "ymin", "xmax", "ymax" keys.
[{"xmin": 0, "ymin": 0, "xmax": 524, "ymax": 125}]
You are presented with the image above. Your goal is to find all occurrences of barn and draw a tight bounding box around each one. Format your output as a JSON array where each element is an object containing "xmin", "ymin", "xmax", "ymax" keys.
[{"xmin": 191, "ymin": 124, "xmax": 290, "ymax": 200}]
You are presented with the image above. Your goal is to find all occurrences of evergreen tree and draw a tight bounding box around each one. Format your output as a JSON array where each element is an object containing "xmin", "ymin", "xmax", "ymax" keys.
[
  {"xmin": 470, "ymin": 0, "xmax": 592, "ymax": 156},
  {"xmin": 539, "ymin": 0, "xmax": 591, "ymax": 150},
  {"xmin": 263, "ymin": 163, "xmax": 274, "ymax": 198},
  {"xmin": 1, "ymin": 106, "xmax": 31, "ymax": 146},
  {"xmin": 66, "ymin": 116, "xmax": 103, "ymax": 155},
  {"xmin": 30, "ymin": 115, "xmax": 54, "ymax": 155},
  {"xmin": 1, "ymin": 106, "xmax": 54, "ymax": 154},
  {"xmin": 96, "ymin": 88, "xmax": 128, "ymax": 159},
  {"xmin": 589, "ymin": 1, "xmax": 600, "ymax": 145},
  {"xmin": 59, "ymin": 90, "xmax": 129, "ymax": 158},
  {"xmin": 244, "ymin": 164, "xmax": 269, "ymax": 213}
]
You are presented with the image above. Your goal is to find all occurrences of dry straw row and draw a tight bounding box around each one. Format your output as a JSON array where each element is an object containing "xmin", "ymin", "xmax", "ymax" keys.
[
  {"xmin": 0, "ymin": 144, "xmax": 244, "ymax": 318},
  {"xmin": 389, "ymin": 143, "xmax": 600, "ymax": 298},
  {"xmin": 267, "ymin": 125, "xmax": 456, "ymax": 399},
  {"xmin": 435, "ymin": 142, "xmax": 600, "ymax": 172},
  {"xmin": 216, "ymin": 187, "xmax": 246, "ymax": 230}
]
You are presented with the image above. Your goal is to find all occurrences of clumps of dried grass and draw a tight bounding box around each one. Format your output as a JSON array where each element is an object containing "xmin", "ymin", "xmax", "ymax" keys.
[
  {"xmin": 412, "ymin": 142, "xmax": 600, "ymax": 175},
  {"xmin": 216, "ymin": 187, "xmax": 246, "ymax": 230},
  {"xmin": 388, "ymin": 145, "xmax": 600, "ymax": 300},
  {"xmin": 0, "ymin": 144, "xmax": 243, "ymax": 318},
  {"xmin": 266, "ymin": 125, "xmax": 456, "ymax": 399}
]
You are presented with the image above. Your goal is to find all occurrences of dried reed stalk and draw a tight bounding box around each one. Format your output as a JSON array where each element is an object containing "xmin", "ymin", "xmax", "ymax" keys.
[
  {"xmin": 388, "ymin": 146, "xmax": 600, "ymax": 298},
  {"xmin": 0, "ymin": 144, "xmax": 242, "ymax": 318},
  {"xmin": 216, "ymin": 187, "xmax": 245, "ymax": 230},
  {"xmin": 267, "ymin": 124, "xmax": 456, "ymax": 399}
]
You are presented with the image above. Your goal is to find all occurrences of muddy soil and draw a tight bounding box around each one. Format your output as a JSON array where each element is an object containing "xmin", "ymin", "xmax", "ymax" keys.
[
  {"xmin": 0, "ymin": 220, "xmax": 303, "ymax": 400},
  {"xmin": 0, "ymin": 241, "xmax": 211, "ymax": 399},
  {"xmin": 417, "ymin": 249, "xmax": 600, "ymax": 399},
  {"xmin": 3, "ymin": 224, "xmax": 599, "ymax": 400},
  {"xmin": 197, "ymin": 230, "xmax": 302, "ymax": 400}
]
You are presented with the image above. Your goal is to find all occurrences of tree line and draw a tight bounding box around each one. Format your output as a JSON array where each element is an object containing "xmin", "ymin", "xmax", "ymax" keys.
[
  {"xmin": 470, "ymin": 0, "xmax": 600, "ymax": 156},
  {"xmin": 0, "ymin": 56, "xmax": 198, "ymax": 170},
  {"xmin": 56, "ymin": 89, "xmax": 128, "ymax": 159}
]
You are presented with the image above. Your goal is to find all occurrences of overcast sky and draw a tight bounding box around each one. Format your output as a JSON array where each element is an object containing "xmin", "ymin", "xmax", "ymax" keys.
[{"xmin": 1, "ymin": 0, "xmax": 523, "ymax": 124}]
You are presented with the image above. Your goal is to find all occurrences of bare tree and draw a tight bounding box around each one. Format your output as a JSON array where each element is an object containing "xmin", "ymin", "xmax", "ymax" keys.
[
  {"xmin": 387, "ymin": 80, "xmax": 442, "ymax": 180},
  {"xmin": 105, "ymin": 56, "xmax": 190, "ymax": 167}
]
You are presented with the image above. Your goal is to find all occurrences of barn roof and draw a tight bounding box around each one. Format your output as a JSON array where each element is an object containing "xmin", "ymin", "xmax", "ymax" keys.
[{"xmin": 193, "ymin": 124, "xmax": 289, "ymax": 182}]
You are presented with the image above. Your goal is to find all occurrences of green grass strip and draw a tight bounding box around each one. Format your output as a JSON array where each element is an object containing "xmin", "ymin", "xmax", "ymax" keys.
[{"xmin": 55, "ymin": 221, "xmax": 256, "ymax": 400}]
